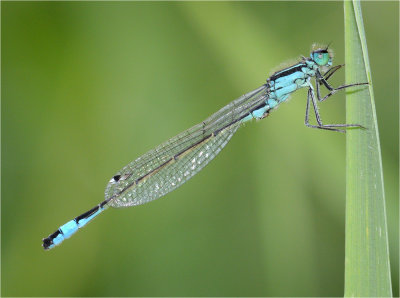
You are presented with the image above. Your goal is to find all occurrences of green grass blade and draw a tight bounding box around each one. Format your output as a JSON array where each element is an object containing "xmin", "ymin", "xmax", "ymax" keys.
[{"xmin": 344, "ymin": 1, "xmax": 392, "ymax": 297}]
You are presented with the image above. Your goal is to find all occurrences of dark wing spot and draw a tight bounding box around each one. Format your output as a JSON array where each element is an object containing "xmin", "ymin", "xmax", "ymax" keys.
[{"xmin": 113, "ymin": 175, "xmax": 121, "ymax": 182}]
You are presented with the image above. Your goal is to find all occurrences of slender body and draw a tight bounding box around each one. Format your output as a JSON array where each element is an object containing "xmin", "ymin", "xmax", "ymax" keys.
[{"xmin": 42, "ymin": 45, "xmax": 366, "ymax": 250}]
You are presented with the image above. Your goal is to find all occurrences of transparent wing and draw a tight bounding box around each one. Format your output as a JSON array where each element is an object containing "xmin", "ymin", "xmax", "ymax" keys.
[
  {"xmin": 107, "ymin": 122, "xmax": 240, "ymax": 207},
  {"xmin": 105, "ymin": 84, "xmax": 268, "ymax": 207}
]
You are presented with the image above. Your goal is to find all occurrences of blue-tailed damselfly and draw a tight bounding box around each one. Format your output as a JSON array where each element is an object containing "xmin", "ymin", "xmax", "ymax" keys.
[{"xmin": 42, "ymin": 44, "xmax": 367, "ymax": 250}]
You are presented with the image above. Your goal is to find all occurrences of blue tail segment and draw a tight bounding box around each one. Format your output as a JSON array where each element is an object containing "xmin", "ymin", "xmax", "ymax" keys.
[{"xmin": 42, "ymin": 202, "xmax": 107, "ymax": 250}]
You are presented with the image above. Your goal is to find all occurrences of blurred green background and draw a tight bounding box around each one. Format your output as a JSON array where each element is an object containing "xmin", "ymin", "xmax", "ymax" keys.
[{"xmin": 2, "ymin": 2, "xmax": 398, "ymax": 297}]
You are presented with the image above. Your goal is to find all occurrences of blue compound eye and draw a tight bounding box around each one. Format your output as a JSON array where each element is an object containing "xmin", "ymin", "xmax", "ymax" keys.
[{"xmin": 312, "ymin": 51, "xmax": 331, "ymax": 66}]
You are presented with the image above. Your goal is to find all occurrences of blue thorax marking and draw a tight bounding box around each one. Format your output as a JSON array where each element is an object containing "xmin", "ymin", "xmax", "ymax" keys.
[
  {"xmin": 241, "ymin": 61, "xmax": 316, "ymax": 123},
  {"xmin": 268, "ymin": 61, "xmax": 316, "ymax": 103},
  {"xmin": 270, "ymin": 64, "xmax": 305, "ymax": 80}
]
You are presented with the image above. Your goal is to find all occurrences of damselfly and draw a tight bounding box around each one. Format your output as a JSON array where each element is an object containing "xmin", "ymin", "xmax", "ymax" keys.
[{"xmin": 42, "ymin": 44, "xmax": 367, "ymax": 250}]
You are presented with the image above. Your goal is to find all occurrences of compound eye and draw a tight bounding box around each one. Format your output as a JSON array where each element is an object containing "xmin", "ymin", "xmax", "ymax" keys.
[{"xmin": 312, "ymin": 51, "xmax": 330, "ymax": 66}]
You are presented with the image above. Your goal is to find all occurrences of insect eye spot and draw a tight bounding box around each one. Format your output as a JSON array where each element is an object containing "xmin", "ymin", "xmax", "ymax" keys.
[{"xmin": 113, "ymin": 175, "xmax": 121, "ymax": 182}]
